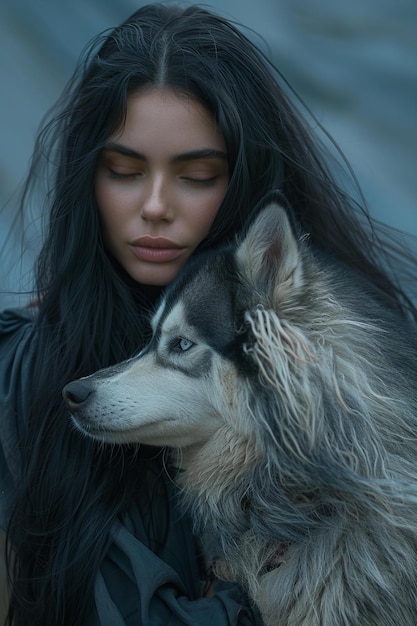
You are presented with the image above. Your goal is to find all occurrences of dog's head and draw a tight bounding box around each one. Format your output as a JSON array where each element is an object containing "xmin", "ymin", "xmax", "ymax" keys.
[
  {"xmin": 62, "ymin": 203, "xmax": 313, "ymax": 447},
  {"xmin": 63, "ymin": 202, "xmax": 411, "ymax": 484}
]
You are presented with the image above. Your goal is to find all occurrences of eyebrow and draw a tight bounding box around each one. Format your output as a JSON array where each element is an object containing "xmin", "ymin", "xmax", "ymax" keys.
[{"xmin": 102, "ymin": 142, "xmax": 228, "ymax": 163}]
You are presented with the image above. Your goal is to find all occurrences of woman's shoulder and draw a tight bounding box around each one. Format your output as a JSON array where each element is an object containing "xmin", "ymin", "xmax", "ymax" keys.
[
  {"xmin": 0, "ymin": 307, "xmax": 38, "ymax": 527},
  {"xmin": 0, "ymin": 305, "xmax": 38, "ymax": 352},
  {"xmin": 0, "ymin": 306, "xmax": 38, "ymax": 402},
  {"xmin": 0, "ymin": 305, "xmax": 37, "ymax": 332},
  {"xmin": 0, "ymin": 305, "xmax": 37, "ymax": 363}
]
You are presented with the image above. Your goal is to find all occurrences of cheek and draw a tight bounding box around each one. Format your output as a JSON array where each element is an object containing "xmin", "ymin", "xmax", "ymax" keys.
[
  {"xmin": 95, "ymin": 186, "xmax": 125, "ymax": 257},
  {"xmin": 95, "ymin": 181, "xmax": 131, "ymax": 235},
  {"xmin": 190, "ymin": 185, "xmax": 227, "ymax": 237},
  {"xmin": 95, "ymin": 179, "xmax": 113, "ymax": 225}
]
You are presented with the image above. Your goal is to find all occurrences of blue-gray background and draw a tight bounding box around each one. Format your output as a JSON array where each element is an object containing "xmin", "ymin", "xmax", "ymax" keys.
[{"xmin": 1, "ymin": 0, "xmax": 416, "ymax": 307}]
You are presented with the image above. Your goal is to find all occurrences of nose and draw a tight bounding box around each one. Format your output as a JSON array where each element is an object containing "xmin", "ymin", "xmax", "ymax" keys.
[
  {"xmin": 62, "ymin": 380, "xmax": 94, "ymax": 411},
  {"xmin": 141, "ymin": 175, "xmax": 172, "ymax": 222}
]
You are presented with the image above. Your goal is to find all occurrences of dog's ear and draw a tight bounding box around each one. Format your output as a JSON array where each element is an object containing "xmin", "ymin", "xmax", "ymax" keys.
[{"xmin": 236, "ymin": 203, "xmax": 303, "ymax": 303}]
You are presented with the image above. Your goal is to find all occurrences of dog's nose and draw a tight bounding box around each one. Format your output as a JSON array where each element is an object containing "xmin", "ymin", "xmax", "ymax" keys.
[{"xmin": 62, "ymin": 380, "xmax": 93, "ymax": 411}]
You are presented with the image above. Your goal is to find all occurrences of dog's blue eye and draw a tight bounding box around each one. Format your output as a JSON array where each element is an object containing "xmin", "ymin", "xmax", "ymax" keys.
[{"xmin": 178, "ymin": 337, "xmax": 194, "ymax": 352}]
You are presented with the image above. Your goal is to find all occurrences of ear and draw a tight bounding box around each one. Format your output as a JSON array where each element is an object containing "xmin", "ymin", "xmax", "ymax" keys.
[{"xmin": 236, "ymin": 203, "xmax": 303, "ymax": 302}]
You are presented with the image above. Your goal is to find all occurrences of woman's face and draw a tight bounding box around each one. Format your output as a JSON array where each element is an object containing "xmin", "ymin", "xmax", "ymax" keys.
[{"xmin": 95, "ymin": 88, "xmax": 229, "ymax": 286}]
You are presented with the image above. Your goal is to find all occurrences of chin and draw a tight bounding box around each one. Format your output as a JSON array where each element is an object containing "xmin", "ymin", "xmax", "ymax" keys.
[{"xmin": 128, "ymin": 264, "xmax": 186, "ymax": 287}]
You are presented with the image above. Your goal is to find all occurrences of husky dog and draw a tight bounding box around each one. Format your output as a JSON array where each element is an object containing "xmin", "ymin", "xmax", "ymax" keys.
[{"xmin": 63, "ymin": 203, "xmax": 417, "ymax": 625}]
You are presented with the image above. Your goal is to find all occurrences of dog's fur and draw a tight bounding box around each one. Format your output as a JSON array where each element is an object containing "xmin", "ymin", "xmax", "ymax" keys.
[{"xmin": 64, "ymin": 203, "xmax": 417, "ymax": 625}]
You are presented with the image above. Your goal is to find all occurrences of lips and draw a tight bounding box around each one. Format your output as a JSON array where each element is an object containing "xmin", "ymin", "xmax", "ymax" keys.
[{"xmin": 129, "ymin": 236, "xmax": 185, "ymax": 263}]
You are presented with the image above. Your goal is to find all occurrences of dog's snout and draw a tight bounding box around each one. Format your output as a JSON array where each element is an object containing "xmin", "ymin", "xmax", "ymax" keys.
[{"xmin": 63, "ymin": 380, "xmax": 93, "ymax": 411}]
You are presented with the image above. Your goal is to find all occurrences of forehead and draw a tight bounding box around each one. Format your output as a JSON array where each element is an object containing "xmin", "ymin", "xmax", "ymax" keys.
[
  {"xmin": 155, "ymin": 253, "xmax": 238, "ymax": 352},
  {"xmin": 109, "ymin": 87, "xmax": 226, "ymax": 155}
]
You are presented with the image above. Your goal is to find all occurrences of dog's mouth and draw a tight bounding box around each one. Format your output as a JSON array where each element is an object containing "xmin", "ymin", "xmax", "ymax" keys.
[{"xmin": 70, "ymin": 416, "xmax": 142, "ymax": 443}]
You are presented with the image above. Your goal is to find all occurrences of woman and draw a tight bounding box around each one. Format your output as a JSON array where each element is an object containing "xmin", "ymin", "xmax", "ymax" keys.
[{"xmin": 1, "ymin": 4, "xmax": 416, "ymax": 625}]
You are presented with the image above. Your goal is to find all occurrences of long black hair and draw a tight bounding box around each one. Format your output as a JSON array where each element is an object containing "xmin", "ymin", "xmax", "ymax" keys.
[{"xmin": 6, "ymin": 3, "xmax": 417, "ymax": 624}]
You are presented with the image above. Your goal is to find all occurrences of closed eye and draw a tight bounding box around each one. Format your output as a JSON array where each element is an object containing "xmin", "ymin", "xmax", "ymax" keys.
[
  {"xmin": 108, "ymin": 169, "xmax": 143, "ymax": 180},
  {"xmin": 181, "ymin": 176, "xmax": 218, "ymax": 186}
]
